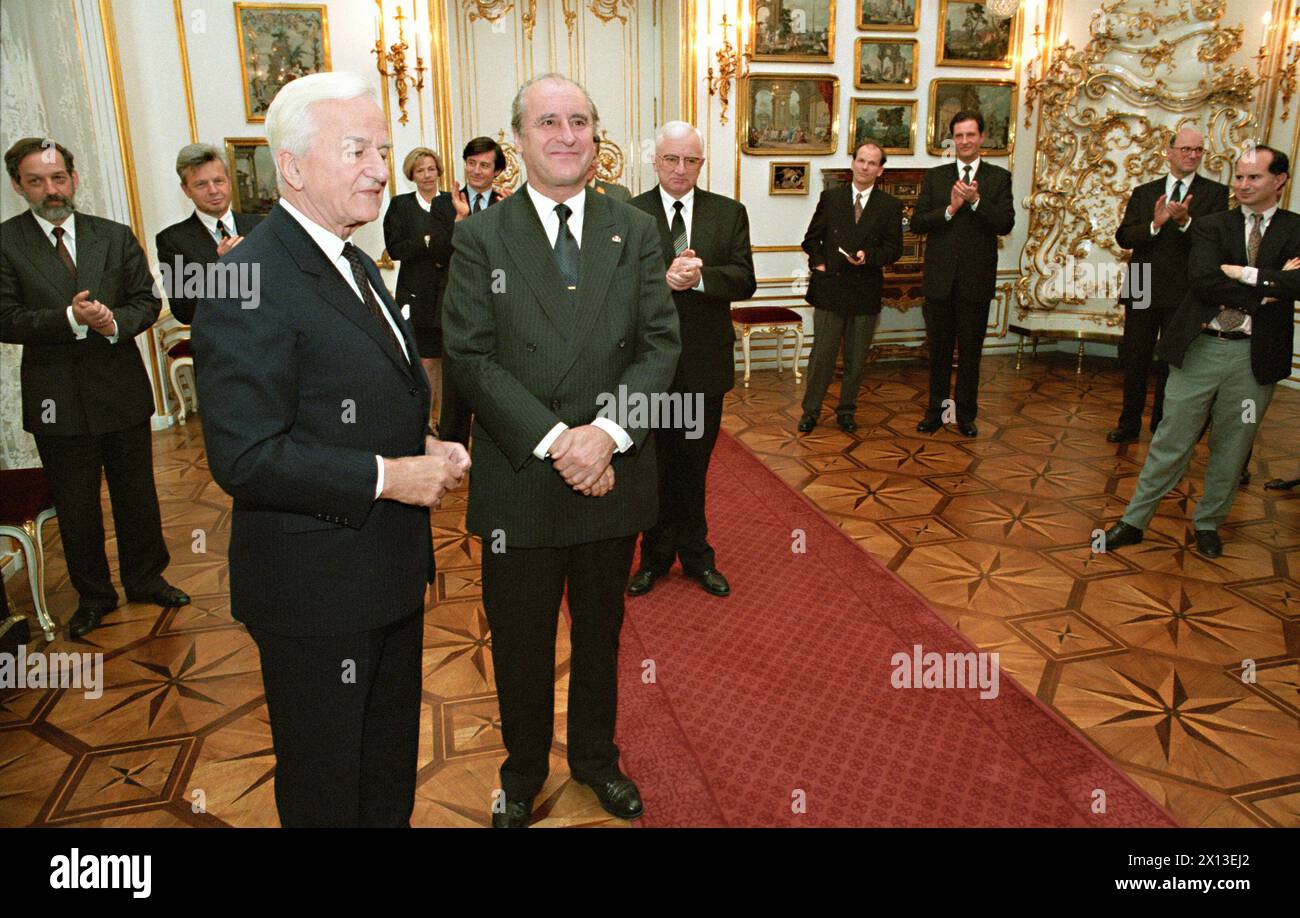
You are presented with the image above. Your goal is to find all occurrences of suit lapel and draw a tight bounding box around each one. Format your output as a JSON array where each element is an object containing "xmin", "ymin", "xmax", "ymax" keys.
[
  {"xmin": 1255, "ymin": 208, "xmax": 1291, "ymax": 268},
  {"xmin": 554, "ymin": 189, "xmax": 622, "ymax": 384},
  {"xmin": 73, "ymin": 215, "xmax": 108, "ymax": 300},
  {"xmin": 183, "ymin": 212, "xmax": 219, "ymax": 256},
  {"xmin": 363, "ymin": 255, "xmax": 422, "ymax": 383},
  {"xmin": 648, "ymin": 187, "xmax": 675, "ymax": 268},
  {"xmin": 847, "ymin": 186, "xmax": 883, "ymax": 245},
  {"xmin": 689, "ymin": 190, "xmax": 717, "ymax": 264},
  {"xmin": 1228, "ymin": 208, "xmax": 1249, "ymax": 265},
  {"xmin": 499, "ymin": 188, "xmax": 570, "ymax": 329},
  {"xmin": 19, "ymin": 212, "xmax": 77, "ymax": 297}
]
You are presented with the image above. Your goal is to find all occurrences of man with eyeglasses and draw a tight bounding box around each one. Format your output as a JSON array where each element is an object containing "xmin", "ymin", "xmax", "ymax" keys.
[
  {"xmin": 1109, "ymin": 128, "xmax": 1229, "ymax": 443},
  {"xmin": 625, "ymin": 121, "xmax": 756, "ymax": 600}
]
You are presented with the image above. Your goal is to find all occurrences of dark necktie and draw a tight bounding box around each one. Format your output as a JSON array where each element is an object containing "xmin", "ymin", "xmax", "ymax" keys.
[
  {"xmin": 341, "ymin": 242, "xmax": 404, "ymax": 357},
  {"xmin": 854, "ymin": 191, "xmax": 864, "ymax": 223},
  {"xmin": 473, "ymin": 193, "xmax": 484, "ymax": 214},
  {"xmin": 216, "ymin": 219, "xmax": 232, "ymax": 241},
  {"xmin": 51, "ymin": 226, "xmax": 76, "ymax": 278},
  {"xmin": 671, "ymin": 201, "xmax": 688, "ymax": 255},
  {"xmin": 1170, "ymin": 179, "xmax": 1184, "ymax": 203},
  {"xmin": 553, "ymin": 203, "xmax": 580, "ymax": 290},
  {"xmin": 963, "ymin": 164, "xmax": 972, "ymax": 185}
]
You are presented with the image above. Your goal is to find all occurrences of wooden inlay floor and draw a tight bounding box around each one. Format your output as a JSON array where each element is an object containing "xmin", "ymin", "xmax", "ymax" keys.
[{"xmin": 2, "ymin": 352, "xmax": 1298, "ymax": 827}]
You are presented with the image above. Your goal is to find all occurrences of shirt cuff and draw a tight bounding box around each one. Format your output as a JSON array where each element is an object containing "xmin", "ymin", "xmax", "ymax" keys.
[
  {"xmin": 106, "ymin": 320, "xmax": 119, "ymax": 344},
  {"xmin": 693, "ymin": 276, "xmax": 705, "ymax": 292},
  {"xmin": 1149, "ymin": 221, "xmax": 1159, "ymax": 236},
  {"xmin": 1177, "ymin": 216, "xmax": 1192, "ymax": 232},
  {"xmin": 67, "ymin": 305, "xmax": 89, "ymax": 340},
  {"xmin": 944, "ymin": 207, "xmax": 954, "ymax": 222},
  {"xmin": 534, "ymin": 422, "xmax": 569, "ymax": 460},
  {"xmin": 1239, "ymin": 266, "xmax": 1259, "ymax": 286},
  {"xmin": 591, "ymin": 417, "xmax": 633, "ymax": 453},
  {"xmin": 970, "ymin": 198, "xmax": 980, "ymax": 211},
  {"xmin": 374, "ymin": 455, "xmax": 385, "ymax": 499}
]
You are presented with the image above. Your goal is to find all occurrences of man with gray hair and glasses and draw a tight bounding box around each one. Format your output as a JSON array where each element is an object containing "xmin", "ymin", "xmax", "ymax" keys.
[
  {"xmin": 194, "ymin": 72, "xmax": 468, "ymax": 827},
  {"xmin": 155, "ymin": 143, "xmax": 264, "ymax": 325}
]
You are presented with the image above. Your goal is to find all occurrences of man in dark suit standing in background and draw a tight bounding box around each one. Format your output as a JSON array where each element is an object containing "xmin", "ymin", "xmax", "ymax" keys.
[
  {"xmin": 1, "ymin": 137, "xmax": 188, "ymax": 638},
  {"xmin": 194, "ymin": 73, "xmax": 468, "ymax": 827},
  {"xmin": 910, "ymin": 110, "xmax": 1016, "ymax": 438},
  {"xmin": 155, "ymin": 143, "xmax": 264, "ymax": 325},
  {"xmin": 442, "ymin": 73, "xmax": 680, "ymax": 827},
  {"xmin": 1103, "ymin": 145, "xmax": 1300, "ymax": 559},
  {"xmin": 625, "ymin": 121, "xmax": 755, "ymax": 599},
  {"xmin": 798, "ymin": 140, "xmax": 903, "ymax": 434},
  {"xmin": 1109, "ymin": 129, "xmax": 1229, "ymax": 442}
]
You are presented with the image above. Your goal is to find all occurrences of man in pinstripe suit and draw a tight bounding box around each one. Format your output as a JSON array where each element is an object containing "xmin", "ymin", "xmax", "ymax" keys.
[{"xmin": 442, "ymin": 74, "xmax": 680, "ymax": 827}]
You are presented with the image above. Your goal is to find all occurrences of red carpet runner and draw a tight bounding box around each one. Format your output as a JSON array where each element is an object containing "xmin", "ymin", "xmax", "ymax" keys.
[{"xmin": 614, "ymin": 432, "xmax": 1179, "ymax": 827}]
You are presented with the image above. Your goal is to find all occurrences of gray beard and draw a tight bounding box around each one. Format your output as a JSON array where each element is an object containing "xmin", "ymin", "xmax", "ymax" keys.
[{"xmin": 34, "ymin": 196, "xmax": 76, "ymax": 222}]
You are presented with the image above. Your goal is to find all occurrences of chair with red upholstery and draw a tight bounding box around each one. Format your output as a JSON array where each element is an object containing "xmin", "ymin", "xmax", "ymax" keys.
[
  {"xmin": 161, "ymin": 323, "xmax": 197, "ymax": 424},
  {"xmin": 730, "ymin": 305, "xmax": 805, "ymax": 388},
  {"xmin": 0, "ymin": 467, "xmax": 59, "ymax": 642}
]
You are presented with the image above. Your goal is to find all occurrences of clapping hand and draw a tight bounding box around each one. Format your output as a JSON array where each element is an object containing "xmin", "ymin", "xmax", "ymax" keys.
[
  {"xmin": 72, "ymin": 290, "xmax": 116, "ymax": 338},
  {"xmin": 1165, "ymin": 194, "xmax": 1192, "ymax": 227},
  {"xmin": 216, "ymin": 235, "xmax": 244, "ymax": 257},
  {"xmin": 667, "ymin": 248, "xmax": 704, "ymax": 291},
  {"xmin": 451, "ymin": 184, "xmax": 471, "ymax": 221}
]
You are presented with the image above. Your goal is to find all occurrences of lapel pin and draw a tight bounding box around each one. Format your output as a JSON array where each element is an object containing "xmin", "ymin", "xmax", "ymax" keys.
[
  {"xmin": 612, "ymin": 234, "xmax": 622, "ymax": 243},
  {"xmin": 401, "ymin": 304, "xmax": 411, "ymax": 320}
]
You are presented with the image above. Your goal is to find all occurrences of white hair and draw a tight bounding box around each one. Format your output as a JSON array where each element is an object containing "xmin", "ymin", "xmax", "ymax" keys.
[
  {"xmin": 265, "ymin": 72, "xmax": 376, "ymax": 186},
  {"xmin": 655, "ymin": 121, "xmax": 704, "ymax": 150}
]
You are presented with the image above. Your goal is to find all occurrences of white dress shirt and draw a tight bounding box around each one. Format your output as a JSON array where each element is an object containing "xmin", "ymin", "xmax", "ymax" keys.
[
  {"xmin": 280, "ymin": 198, "xmax": 411, "ymax": 498},
  {"xmin": 1212, "ymin": 204, "xmax": 1277, "ymax": 335},
  {"xmin": 413, "ymin": 190, "xmax": 434, "ymax": 212},
  {"xmin": 1149, "ymin": 172, "xmax": 1195, "ymax": 236},
  {"xmin": 524, "ymin": 184, "xmax": 632, "ymax": 460},
  {"xmin": 195, "ymin": 207, "xmax": 237, "ymax": 242},
  {"xmin": 945, "ymin": 156, "xmax": 981, "ymax": 220},
  {"xmin": 659, "ymin": 186, "xmax": 705, "ymax": 292},
  {"xmin": 33, "ymin": 211, "xmax": 120, "ymax": 344},
  {"xmin": 467, "ymin": 187, "xmax": 492, "ymax": 214}
]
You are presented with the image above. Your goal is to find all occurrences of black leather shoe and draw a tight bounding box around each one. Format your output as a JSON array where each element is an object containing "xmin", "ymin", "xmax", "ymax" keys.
[
  {"xmin": 68, "ymin": 603, "xmax": 118, "ymax": 639},
  {"xmin": 1195, "ymin": 529, "xmax": 1223, "ymax": 558},
  {"xmin": 686, "ymin": 567, "xmax": 730, "ymax": 597},
  {"xmin": 1103, "ymin": 521, "xmax": 1144, "ymax": 550},
  {"xmin": 916, "ymin": 416, "xmax": 942, "ymax": 434},
  {"xmin": 837, "ymin": 415, "xmax": 858, "ymax": 433},
  {"xmin": 126, "ymin": 583, "xmax": 191, "ymax": 608},
  {"xmin": 575, "ymin": 772, "xmax": 643, "ymax": 820},
  {"xmin": 957, "ymin": 421, "xmax": 978, "ymax": 438},
  {"xmin": 1106, "ymin": 427, "xmax": 1139, "ymax": 443},
  {"xmin": 797, "ymin": 413, "xmax": 817, "ymax": 433},
  {"xmin": 626, "ymin": 568, "xmax": 664, "ymax": 596},
  {"xmin": 491, "ymin": 794, "xmax": 533, "ymax": 828}
]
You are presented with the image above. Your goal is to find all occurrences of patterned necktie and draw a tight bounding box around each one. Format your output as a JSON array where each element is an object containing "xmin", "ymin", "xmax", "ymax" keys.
[
  {"xmin": 671, "ymin": 201, "xmax": 688, "ymax": 255},
  {"xmin": 473, "ymin": 193, "xmax": 484, "ymax": 214},
  {"xmin": 963, "ymin": 164, "xmax": 972, "ymax": 185},
  {"xmin": 1170, "ymin": 179, "xmax": 1184, "ymax": 203},
  {"xmin": 216, "ymin": 219, "xmax": 232, "ymax": 241},
  {"xmin": 854, "ymin": 192, "xmax": 864, "ymax": 224},
  {"xmin": 341, "ymin": 242, "xmax": 404, "ymax": 357},
  {"xmin": 51, "ymin": 226, "xmax": 76, "ymax": 278},
  {"xmin": 1217, "ymin": 213, "xmax": 1260, "ymax": 332},
  {"xmin": 553, "ymin": 203, "xmax": 580, "ymax": 290}
]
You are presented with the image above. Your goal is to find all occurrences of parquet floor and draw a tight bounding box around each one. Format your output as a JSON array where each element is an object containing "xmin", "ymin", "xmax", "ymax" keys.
[{"xmin": 2, "ymin": 352, "xmax": 1298, "ymax": 827}]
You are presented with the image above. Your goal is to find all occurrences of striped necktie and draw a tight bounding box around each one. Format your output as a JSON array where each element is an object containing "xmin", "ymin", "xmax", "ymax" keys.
[{"xmin": 671, "ymin": 201, "xmax": 688, "ymax": 256}]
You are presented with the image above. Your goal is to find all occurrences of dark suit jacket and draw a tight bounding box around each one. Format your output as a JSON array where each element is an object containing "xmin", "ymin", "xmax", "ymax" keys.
[
  {"xmin": 1114, "ymin": 174, "xmax": 1229, "ymax": 310},
  {"xmin": 801, "ymin": 184, "xmax": 904, "ymax": 316},
  {"xmin": 441, "ymin": 186, "xmax": 681, "ymax": 548},
  {"xmin": 193, "ymin": 203, "xmax": 434, "ymax": 635},
  {"xmin": 0, "ymin": 210, "xmax": 160, "ymax": 436},
  {"xmin": 1161, "ymin": 207, "xmax": 1300, "ymax": 385},
  {"xmin": 594, "ymin": 180, "xmax": 632, "ymax": 203},
  {"xmin": 155, "ymin": 211, "xmax": 264, "ymax": 325},
  {"xmin": 631, "ymin": 186, "xmax": 755, "ymax": 395},
  {"xmin": 1255, "ymin": 266, "xmax": 1300, "ymax": 299},
  {"xmin": 383, "ymin": 191, "xmax": 454, "ymax": 329},
  {"xmin": 909, "ymin": 160, "xmax": 1015, "ymax": 303}
]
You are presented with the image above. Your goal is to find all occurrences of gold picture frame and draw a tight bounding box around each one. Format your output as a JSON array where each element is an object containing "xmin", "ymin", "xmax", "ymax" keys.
[
  {"xmin": 224, "ymin": 137, "xmax": 280, "ymax": 214},
  {"xmin": 854, "ymin": 38, "xmax": 918, "ymax": 90},
  {"xmin": 770, "ymin": 161, "xmax": 811, "ymax": 194},
  {"xmin": 937, "ymin": 0, "xmax": 1019, "ymax": 69},
  {"xmin": 927, "ymin": 79, "xmax": 1017, "ymax": 156},
  {"xmin": 235, "ymin": 3, "xmax": 332, "ymax": 123},
  {"xmin": 855, "ymin": 0, "xmax": 919, "ymax": 31},
  {"xmin": 849, "ymin": 98, "xmax": 917, "ymax": 156},
  {"xmin": 741, "ymin": 74, "xmax": 840, "ymax": 155},
  {"xmin": 750, "ymin": 1, "xmax": 836, "ymax": 63}
]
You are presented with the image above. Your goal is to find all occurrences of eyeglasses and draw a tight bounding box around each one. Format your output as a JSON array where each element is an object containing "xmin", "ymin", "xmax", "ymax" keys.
[
  {"xmin": 659, "ymin": 154, "xmax": 704, "ymax": 168},
  {"xmin": 1172, "ymin": 146, "xmax": 1204, "ymax": 154}
]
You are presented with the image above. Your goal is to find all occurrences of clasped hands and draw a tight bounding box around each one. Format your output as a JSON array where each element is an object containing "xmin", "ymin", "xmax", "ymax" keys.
[
  {"xmin": 1152, "ymin": 193, "xmax": 1193, "ymax": 229},
  {"xmin": 947, "ymin": 179, "xmax": 980, "ymax": 217},
  {"xmin": 1221, "ymin": 256, "xmax": 1300, "ymax": 303},
  {"xmin": 550, "ymin": 425, "xmax": 616, "ymax": 497},
  {"xmin": 380, "ymin": 436, "xmax": 471, "ymax": 508},
  {"xmin": 667, "ymin": 248, "xmax": 703, "ymax": 291},
  {"xmin": 71, "ymin": 290, "xmax": 116, "ymax": 338}
]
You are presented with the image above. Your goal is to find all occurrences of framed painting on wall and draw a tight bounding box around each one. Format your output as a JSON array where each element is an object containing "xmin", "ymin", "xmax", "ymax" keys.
[
  {"xmin": 926, "ymin": 79, "xmax": 1017, "ymax": 155},
  {"xmin": 224, "ymin": 137, "xmax": 280, "ymax": 214},
  {"xmin": 741, "ymin": 75, "xmax": 840, "ymax": 155},
  {"xmin": 849, "ymin": 98, "xmax": 917, "ymax": 156},
  {"xmin": 770, "ymin": 161, "xmax": 811, "ymax": 194},
  {"xmin": 855, "ymin": 0, "xmax": 919, "ymax": 31},
  {"xmin": 854, "ymin": 38, "xmax": 918, "ymax": 90},
  {"xmin": 937, "ymin": 0, "xmax": 1018, "ymax": 68},
  {"xmin": 235, "ymin": 3, "xmax": 332, "ymax": 122},
  {"xmin": 751, "ymin": 0, "xmax": 835, "ymax": 63}
]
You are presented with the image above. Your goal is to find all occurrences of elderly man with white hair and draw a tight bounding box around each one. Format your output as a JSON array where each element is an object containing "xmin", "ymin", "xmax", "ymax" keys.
[
  {"xmin": 193, "ymin": 71, "xmax": 468, "ymax": 827},
  {"xmin": 625, "ymin": 120, "xmax": 755, "ymax": 599}
]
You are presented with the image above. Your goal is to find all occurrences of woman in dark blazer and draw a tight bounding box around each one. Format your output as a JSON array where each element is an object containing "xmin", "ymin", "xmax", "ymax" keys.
[{"xmin": 383, "ymin": 147, "xmax": 455, "ymax": 419}]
